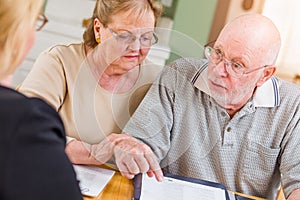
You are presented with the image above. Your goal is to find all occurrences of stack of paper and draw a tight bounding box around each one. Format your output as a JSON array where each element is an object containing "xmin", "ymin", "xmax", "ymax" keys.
[
  {"xmin": 135, "ymin": 174, "xmax": 229, "ymax": 200},
  {"xmin": 73, "ymin": 165, "xmax": 115, "ymax": 197}
]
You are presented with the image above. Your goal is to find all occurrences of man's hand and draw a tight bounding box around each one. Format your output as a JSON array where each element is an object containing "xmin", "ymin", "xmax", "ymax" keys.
[
  {"xmin": 89, "ymin": 134, "xmax": 116, "ymax": 164},
  {"xmin": 287, "ymin": 188, "xmax": 300, "ymax": 200},
  {"xmin": 113, "ymin": 134, "xmax": 164, "ymax": 181}
]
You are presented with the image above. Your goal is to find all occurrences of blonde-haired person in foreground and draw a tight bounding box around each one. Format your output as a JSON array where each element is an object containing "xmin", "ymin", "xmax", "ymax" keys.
[
  {"xmin": 18, "ymin": 0, "xmax": 163, "ymax": 167},
  {"xmin": 0, "ymin": 0, "xmax": 82, "ymax": 199},
  {"xmin": 109, "ymin": 14, "xmax": 300, "ymax": 199}
]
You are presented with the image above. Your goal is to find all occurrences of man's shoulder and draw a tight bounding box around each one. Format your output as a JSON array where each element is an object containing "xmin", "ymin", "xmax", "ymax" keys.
[
  {"xmin": 277, "ymin": 77, "xmax": 300, "ymax": 99},
  {"xmin": 169, "ymin": 57, "xmax": 206, "ymax": 71},
  {"xmin": 167, "ymin": 57, "xmax": 207, "ymax": 80}
]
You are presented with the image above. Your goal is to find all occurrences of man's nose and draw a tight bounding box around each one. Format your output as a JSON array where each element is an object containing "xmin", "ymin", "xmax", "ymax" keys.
[{"xmin": 214, "ymin": 59, "xmax": 229, "ymax": 77}]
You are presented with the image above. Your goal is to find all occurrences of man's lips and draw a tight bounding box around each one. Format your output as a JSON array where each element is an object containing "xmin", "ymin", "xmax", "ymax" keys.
[{"xmin": 209, "ymin": 80, "xmax": 227, "ymax": 90}]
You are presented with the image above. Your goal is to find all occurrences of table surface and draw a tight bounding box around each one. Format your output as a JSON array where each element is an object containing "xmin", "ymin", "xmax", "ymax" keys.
[{"xmin": 83, "ymin": 167, "xmax": 266, "ymax": 200}]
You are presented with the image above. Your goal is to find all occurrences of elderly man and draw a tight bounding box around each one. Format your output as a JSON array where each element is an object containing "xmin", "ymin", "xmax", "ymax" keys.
[{"xmin": 106, "ymin": 14, "xmax": 300, "ymax": 199}]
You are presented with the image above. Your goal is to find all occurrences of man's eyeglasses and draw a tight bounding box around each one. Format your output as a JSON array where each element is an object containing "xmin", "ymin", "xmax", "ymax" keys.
[
  {"xmin": 204, "ymin": 44, "xmax": 268, "ymax": 79},
  {"xmin": 108, "ymin": 28, "xmax": 158, "ymax": 47},
  {"xmin": 36, "ymin": 14, "xmax": 48, "ymax": 31}
]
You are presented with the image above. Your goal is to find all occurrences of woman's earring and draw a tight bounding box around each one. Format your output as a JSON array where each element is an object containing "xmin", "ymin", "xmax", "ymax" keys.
[{"xmin": 96, "ymin": 37, "xmax": 101, "ymax": 44}]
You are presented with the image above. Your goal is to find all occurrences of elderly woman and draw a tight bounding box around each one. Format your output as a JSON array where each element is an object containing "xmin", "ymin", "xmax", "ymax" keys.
[
  {"xmin": 18, "ymin": 0, "xmax": 163, "ymax": 166},
  {"xmin": 0, "ymin": 0, "xmax": 82, "ymax": 199}
]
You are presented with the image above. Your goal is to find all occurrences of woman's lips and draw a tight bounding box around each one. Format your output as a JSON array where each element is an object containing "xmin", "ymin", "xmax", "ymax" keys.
[{"xmin": 123, "ymin": 55, "xmax": 139, "ymax": 60}]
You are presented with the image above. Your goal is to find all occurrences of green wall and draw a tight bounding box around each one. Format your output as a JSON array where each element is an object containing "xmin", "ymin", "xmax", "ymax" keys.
[
  {"xmin": 162, "ymin": 0, "xmax": 179, "ymax": 19},
  {"xmin": 43, "ymin": 0, "xmax": 48, "ymax": 12},
  {"xmin": 166, "ymin": 0, "xmax": 217, "ymax": 64}
]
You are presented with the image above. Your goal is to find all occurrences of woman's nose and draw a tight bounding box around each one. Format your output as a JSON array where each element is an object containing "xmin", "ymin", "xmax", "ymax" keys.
[{"xmin": 128, "ymin": 38, "xmax": 141, "ymax": 50}]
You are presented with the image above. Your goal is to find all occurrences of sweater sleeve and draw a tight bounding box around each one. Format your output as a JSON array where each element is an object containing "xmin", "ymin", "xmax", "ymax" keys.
[
  {"xmin": 17, "ymin": 50, "xmax": 67, "ymax": 111},
  {"xmin": 123, "ymin": 65, "xmax": 177, "ymax": 162}
]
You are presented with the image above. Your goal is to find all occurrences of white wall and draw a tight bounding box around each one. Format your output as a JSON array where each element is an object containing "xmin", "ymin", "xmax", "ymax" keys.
[
  {"xmin": 13, "ymin": 0, "xmax": 95, "ymax": 87},
  {"xmin": 263, "ymin": 0, "xmax": 300, "ymax": 77},
  {"xmin": 225, "ymin": 0, "xmax": 264, "ymax": 23}
]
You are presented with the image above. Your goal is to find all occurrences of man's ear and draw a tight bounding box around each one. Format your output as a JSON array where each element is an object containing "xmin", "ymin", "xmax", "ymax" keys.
[{"xmin": 256, "ymin": 65, "xmax": 277, "ymax": 87}]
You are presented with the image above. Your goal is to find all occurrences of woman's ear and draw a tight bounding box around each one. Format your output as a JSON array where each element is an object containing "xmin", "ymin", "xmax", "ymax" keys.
[
  {"xmin": 256, "ymin": 65, "xmax": 277, "ymax": 87},
  {"xmin": 93, "ymin": 18, "xmax": 103, "ymax": 42}
]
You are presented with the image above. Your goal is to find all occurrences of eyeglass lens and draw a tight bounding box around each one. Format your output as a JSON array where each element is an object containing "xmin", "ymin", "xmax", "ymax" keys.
[
  {"xmin": 205, "ymin": 46, "xmax": 245, "ymax": 78},
  {"xmin": 111, "ymin": 29, "xmax": 158, "ymax": 47}
]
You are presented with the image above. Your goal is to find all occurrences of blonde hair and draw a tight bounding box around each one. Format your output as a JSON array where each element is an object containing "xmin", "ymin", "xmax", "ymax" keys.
[
  {"xmin": 83, "ymin": 0, "xmax": 163, "ymax": 48},
  {"xmin": 0, "ymin": 0, "xmax": 43, "ymax": 80}
]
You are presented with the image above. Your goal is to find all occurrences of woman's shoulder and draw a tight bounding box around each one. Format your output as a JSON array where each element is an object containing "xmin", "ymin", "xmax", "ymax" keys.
[
  {"xmin": 0, "ymin": 86, "xmax": 33, "ymax": 108},
  {"xmin": 40, "ymin": 42, "xmax": 85, "ymax": 60},
  {"xmin": 0, "ymin": 86, "xmax": 54, "ymax": 108},
  {"xmin": 0, "ymin": 86, "xmax": 64, "ymax": 132},
  {"xmin": 33, "ymin": 42, "xmax": 86, "ymax": 75},
  {"xmin": 0, "ymin": 89, "xmax": 81, "ymax": 200}
]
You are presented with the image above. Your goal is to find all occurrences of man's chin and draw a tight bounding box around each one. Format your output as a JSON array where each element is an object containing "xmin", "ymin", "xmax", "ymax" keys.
[{"xmin": 210, "ymin": 94, "xmax": 231, "ymax": 108}]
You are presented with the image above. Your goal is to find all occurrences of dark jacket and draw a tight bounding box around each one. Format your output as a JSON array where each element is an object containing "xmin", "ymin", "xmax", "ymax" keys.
[{"xmin": 0, "ymin": 86, "xmax": 82, "ymax": 200}]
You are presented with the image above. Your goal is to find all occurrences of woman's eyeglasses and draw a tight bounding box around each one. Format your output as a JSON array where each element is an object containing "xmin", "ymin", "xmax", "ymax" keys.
[
  {"xmin": 108, "ymin": 27, "xmax": 158, "ymax": 47},
  {"xmin": 36, "ymin": 14, "xmax": 48, "ymax": 31}
]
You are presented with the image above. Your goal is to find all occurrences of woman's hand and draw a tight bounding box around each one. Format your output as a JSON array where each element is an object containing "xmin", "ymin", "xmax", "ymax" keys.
[{"xmin": 65, "ymin": 137, "xmax": 114, "ymax": 165}]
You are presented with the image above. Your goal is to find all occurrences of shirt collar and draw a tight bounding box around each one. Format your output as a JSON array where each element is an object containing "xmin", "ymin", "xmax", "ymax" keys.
[{"xmin": 191, "ymin": 61, "xmax": 280, "ymax": 107}]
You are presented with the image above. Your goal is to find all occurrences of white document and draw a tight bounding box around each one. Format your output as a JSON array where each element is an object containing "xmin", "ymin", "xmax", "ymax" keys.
[
  {"xmin": 73, "ymin": 165, "xmax": 115, "ymax": 197},
  {"xmin": 140, "ymin": 175, "xmax": 227, "ymax": 200}
]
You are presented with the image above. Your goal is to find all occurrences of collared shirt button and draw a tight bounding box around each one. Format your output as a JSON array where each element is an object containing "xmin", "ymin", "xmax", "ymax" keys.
[
  {"xmin": 226, "ymin": 127, "xmax": 231, "ymax": 132},
  {"xmin": 221, "ymin": 112, "xmax": 226, "ymax": 117}
]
